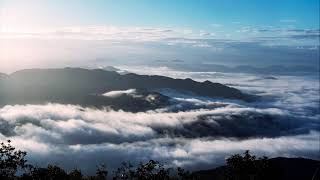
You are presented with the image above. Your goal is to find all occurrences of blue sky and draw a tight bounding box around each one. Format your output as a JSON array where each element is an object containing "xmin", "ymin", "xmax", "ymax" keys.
[
  {"xmin": 0, "ymin": 0, "xmax": 319, "ymax": 72},
  {"xmin": 1, "ymin": 0, "xmax": 319, "ymax": 30}
]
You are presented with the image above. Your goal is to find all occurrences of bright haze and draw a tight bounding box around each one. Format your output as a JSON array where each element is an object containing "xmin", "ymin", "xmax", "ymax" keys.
[
  {"xmin": 1, "ymin": 0, "xmax": 319, "ymax": 72},
  {"xmin": 0, "ymin": 0, "xmax": 319, "ymax": 174}
]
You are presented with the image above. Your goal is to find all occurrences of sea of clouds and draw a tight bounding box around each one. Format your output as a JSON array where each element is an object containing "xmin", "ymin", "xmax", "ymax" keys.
[{"xmin": 0, "ymin": 67, "xmax": 319, "ymax": 174}]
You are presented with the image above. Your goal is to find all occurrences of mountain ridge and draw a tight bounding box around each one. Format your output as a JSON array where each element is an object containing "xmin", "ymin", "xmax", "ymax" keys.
[{"xmin": 0, "ymin": 68, "xmax": 252, "ymax": 110}]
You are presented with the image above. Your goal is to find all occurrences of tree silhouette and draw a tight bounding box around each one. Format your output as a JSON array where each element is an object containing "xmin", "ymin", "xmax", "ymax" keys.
[
  {"xmin": 225, "ymin": 150, "xmax": 280, "ymax": 180},
  {"xmin": 68, "ymin": 169, "xmax": 83, "ymax": 180},
  {"xmin": 0, "ymin": 140, "xmax": 304, "ymax": 180},
  {"xmin": 0, "ymin": 140, "xmax": 28, "ymax": 179},
  {"xmin": 95, "ymin": 164, "xmax": 108, "ymax": 180},
  {"xmin": 113, "ymin": 160, "xmax": 171, "ymax": 180},
  {"xmin": 113, "ymin": 160, "xmax": 195, "ymax": 180}
]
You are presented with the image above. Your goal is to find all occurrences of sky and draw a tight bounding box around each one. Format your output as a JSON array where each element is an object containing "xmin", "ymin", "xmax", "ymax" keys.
[
  {"xmin": 0, "ymin": 0, "xmax": 319, "ymax": 72},
  {"xmin": 1, "ymin": 0, "xmax": 319, "ymax": 30}
]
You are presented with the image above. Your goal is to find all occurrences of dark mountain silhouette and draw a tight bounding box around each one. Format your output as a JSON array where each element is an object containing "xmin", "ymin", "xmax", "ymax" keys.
[
  {"xmin": 193, "ymin": 157, "xmax": 320, "ymax": 180},
  {"xmin": 0, "ymin": 68, "xmax": 251, "ymax": 110}
]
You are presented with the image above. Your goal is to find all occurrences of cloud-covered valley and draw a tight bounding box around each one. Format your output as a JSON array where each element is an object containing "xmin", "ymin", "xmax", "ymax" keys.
[
  {"xmin": 1, "ymin": 102, "xmax": 316, "ymax": 143},
  {"xmin": 0, "ymin": 67, "xmax": 319, "ymax": 174}
]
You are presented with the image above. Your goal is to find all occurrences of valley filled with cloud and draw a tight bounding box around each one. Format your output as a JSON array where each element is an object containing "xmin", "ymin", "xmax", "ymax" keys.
[{"xmin": 0, "ymin": 68, "xmax": 318, "ymax": 173}]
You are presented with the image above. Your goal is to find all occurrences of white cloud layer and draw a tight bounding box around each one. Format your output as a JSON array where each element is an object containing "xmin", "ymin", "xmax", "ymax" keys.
[
  {"xmin": 103, "ymin": 89, "xmax": 137, "ymax": 98},
  {"xmin": 0, "ymin": 100, "xmax": 318, "ymax": 173}
]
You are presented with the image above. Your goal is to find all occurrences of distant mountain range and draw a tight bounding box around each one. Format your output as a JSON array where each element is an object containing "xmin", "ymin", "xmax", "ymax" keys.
[
  {"xmin": 0, "ymin": 68, "xmax": 251, "ymax": 111},
  {"xmin": 169, "ymin": 64, "xmax": 320, "ymax": 75}
]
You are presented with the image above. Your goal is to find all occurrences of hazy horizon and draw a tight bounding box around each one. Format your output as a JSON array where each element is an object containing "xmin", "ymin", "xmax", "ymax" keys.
[{"xmin": 1, "ymin": 0, "xmax": 319, "ymax": 73}]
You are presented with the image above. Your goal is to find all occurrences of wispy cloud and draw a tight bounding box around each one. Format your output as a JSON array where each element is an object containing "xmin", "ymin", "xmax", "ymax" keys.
[
  {"xmin": 0, "ymin": 26, "xmax": 208, "ymax": 42},
  {"xmin": 210, "ymin": 24, "xmax": 223, "ymax": 28},
  {"xmin": 280, "ymin": 19, "xmax": 297, "ymax": 23},
  {"xmin": 1, "ymin": 25, "xmax": 318, "ymax": 46}
]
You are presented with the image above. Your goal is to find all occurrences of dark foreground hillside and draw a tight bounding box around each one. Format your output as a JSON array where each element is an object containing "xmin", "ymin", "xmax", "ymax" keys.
[
  {"xmin": 0, "ymin": 140, "xmax": 318, "ymax": 180},
  {"xmin": 193, "ymin": 157, "xmax": 320, "ymax": 180}
]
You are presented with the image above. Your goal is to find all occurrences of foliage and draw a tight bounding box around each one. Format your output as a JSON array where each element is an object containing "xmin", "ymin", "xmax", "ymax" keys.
[
  {"xmin": 0, "ymin": 140, "xmax": 28, "ymax": 179},
  {"xmin": 0, "ymin": 140, "xmax": 284, "ymax": 180},
  {"xmin": 113, "ymin": 160, "xmax": 170, "ymax": 180},
  {"xmin": 225, "ymin": 150, "xmax": 280, "ymax": 180}
]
